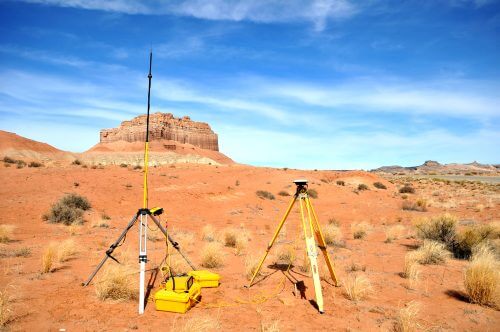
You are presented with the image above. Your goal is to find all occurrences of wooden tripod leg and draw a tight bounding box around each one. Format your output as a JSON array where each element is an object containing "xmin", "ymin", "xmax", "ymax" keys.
[
  {"xmin": 247, "ymin": 195, "xmax": 297, "ymax": 287},
  {"xmin": 306, "ymin": 198, "xmax": 339, "ymax": 286},
  {"xmin": 300, "ymin": 197, "xmax": 324, "ymax": 313}
]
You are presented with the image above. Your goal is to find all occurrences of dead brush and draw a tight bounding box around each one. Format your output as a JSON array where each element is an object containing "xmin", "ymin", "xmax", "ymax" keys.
[
  {"xmin": 394, "ymin": 301, "xmax": 420, "ymax": 332},
  {"xmin": 343, "ymin": 274, "xmax": 372, "ymax": 301},
  {"xmin": 464, "ymin": 246, "xmax": 499, "ymax": 307},
  {"xmin": 41, "ymin": 243, "xmax": 57, "ymax": 273},
  {"xmin": 274, "ymin": 245, "xmax": 295, "ymax": 266},
  {"xmin": 385, "ymin": 225, "xmax": 405, "ymax": 243},
  {"xmin": 414, "ymin": 213, "xmax": 457, "ymax": 246},
  {"xmin": 351, "ymin": 222, "xmax": 372, "ymax": 239},
  {"xmin": 0, "ymin": 225, "xmax": 15, "ymax": 243},
  {"xmin": 200, "ymin": 242, "xmax": 225, "ymax": 268},
  {"xmin": 260, "ymin": 319, "xmax": 280, "ymax": 332},
  {"xmin": 95, "ymin": 264, "xmax": 138, "ymax": 301},
  {"xmin": 223, "ymin": 227, "xmax": 238, "ymax": 247},
  {"xmin": 402, "ymin": 252, "xmax": 420, "ymax": 289},
  {"xmin": 413, "ymin": 240, "xmax": 450, "ymax": 265},
  {"xmin": 57, "ymin": 239, "xmax": 78, "ymax": 262}
]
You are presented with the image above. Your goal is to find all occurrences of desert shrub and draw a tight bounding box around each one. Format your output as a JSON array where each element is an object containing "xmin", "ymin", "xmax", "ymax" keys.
[
  {"xmin": 336, "ymin": 180, "xmax": 345, "ymax": 186},
  {"xmin": 234, "ymin": 235, "xmax": 248, "ymax": 256},
  {"xmin": 0, "ymin": 225, "xmax": 14, "ymax": 243},
  {"xmin": 414, "ymin": 214, "xmax": 457, "ymax": 247},
  {"xmin": 394, "ymin": 301, "xmax": 420, "ymax": 332},
  {"xmin": 357, "ymin": 184, "xmax": 369, "ymax": 191},
  {"xmin": 200, "ymin": 243, "xmax": 225, "ymax": 268},
  {"xmin": 41, "ymin": 244, "xmax": 56, "ymax": 273},
  {"xmin": 57, "ymin": 239, "xmax": 78, "ymax": 262},
  {"xmin": 402, "ymin": 199, "xmax": 427, "ymax": 212},
  {"xmin": 201, "ymin": 224, "xmax": 215, "ymax": 242},
  {"xmin": 95, "ymin": 265, "xmax": 138, "ymax": 301},
  {"xmin": 101, "ymin": 213, "xmax": 111, "ymax": 220},
  {"xmin": 328, "ymin": 217, "xmax": 340, "ymax": 226},
  {"xmin": 399, "ymin": 185, "xmax": 415, "ymax": 194},
  {"xmin": 464, "ymin": 248, "xmax": 499, "ymax": 307},
  {"xmin": 323, "ymin": 224, "xmax": 344, "ymax": 247},
  {"xmin": 133, "ymin": 165, "xmax": 142, "ymax": 170},
  {"xmin": 256, "ymin": 190, "xmax": 275, "ymax": 200},
  {"xmin": 119, "ymin": 163, "xmax": 128, "ymax": 168},
  {"xmin": 2, "ymin": 156, "xmax": 15, "ymax": 164},
  {"xmin": 385, "ymin": 225, "xmax": 405, "ymax": 243},
  {"xmin": 28, "ymin": 161, "xmax": 43, "ymax": 167},
  {"xmin": 453, "ymin": 224, "xmax": 498, "ymax": 259},
  {"xmin": 92, "ymin": 218, "xmax": 109, "ymax": 228},
  {"xmin": 352, "ymin": 222, "xmax": 372, "ymax": 239},
  {"xmin": 413, "ymin": 240, "xmax": 450, "ymax": 265},
  {"xmin": 277, "ymin": 190, "xmax": 290, "ymax": 197},
  {"xmin": 343, "ymin": 275, "xmax": 372, "ymax": 301},
  {"xmin": 308, "ymin": 189, "xmax": 318, "ymax": 198},
  {"xmin": 373, "ymin": 182, "xmax": 387, "ymax": 189},
  {"xmin": 45, "ymin": 193, "xmax": 91, "ymax": 225},
  {"xmin": 244, "ymin": 255, "xmax": 262, "ymax": 281},
  {"xmin": 72, "ymin": 159, "xmax": 81, "ymax": 165},
  {"xmin": 16, "ymin": 160, "xmax": 25, "ymax": 168}
]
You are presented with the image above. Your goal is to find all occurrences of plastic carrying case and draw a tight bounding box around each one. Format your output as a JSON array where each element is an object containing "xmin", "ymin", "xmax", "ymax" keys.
[
  {"xmin": 188, "ymin": 270, "xmax": 221, "ymax": 288},
  {"xmin": 154, "ymin": 276, "xmax": 201, "ymax": 314}
]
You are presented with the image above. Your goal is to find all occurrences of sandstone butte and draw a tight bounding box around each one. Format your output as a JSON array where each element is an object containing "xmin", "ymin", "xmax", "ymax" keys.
[{"xmin": 100, "ymin": 112, "xmax": 219, "ymax": 151}]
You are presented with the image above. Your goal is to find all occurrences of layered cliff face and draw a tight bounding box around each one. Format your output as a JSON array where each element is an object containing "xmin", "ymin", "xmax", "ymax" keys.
[{"xmin": 100, "ymin": 112, "xmax": 219, "ymax": 151}]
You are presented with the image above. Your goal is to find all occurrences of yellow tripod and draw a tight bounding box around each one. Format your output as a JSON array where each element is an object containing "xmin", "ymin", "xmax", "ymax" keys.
[{"xmin": 248, "ymin": 179, "xmax": 339, "ymax": 313}]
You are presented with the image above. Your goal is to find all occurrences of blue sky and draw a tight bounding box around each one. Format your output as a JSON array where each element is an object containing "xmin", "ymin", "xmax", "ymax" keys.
[{"xmin": 0, "ymin": 0, "xmax": 499, "ymax": 169}]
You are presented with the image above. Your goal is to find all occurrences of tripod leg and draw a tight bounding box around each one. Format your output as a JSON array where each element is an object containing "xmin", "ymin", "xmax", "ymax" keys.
[
  {"xmin": 82, "ymin": 214, "xmax": 139, "ymax": 286},
  {"xmin": 307, "ymin": 198, "xmax": 339, "ymax": 286},
  {"xmin": 300, "ymin": 197, "xmax": 324, "ymax": 313},
  {"xmin": 148, "ymin": 214, "xmax": 197, "ymax": 270},
  {"xmin": 248, "ymin": 195, "xmax": 297, "ymax": 287}
]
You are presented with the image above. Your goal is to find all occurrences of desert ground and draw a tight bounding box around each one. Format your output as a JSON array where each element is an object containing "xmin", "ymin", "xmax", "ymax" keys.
[{"xmin": 0, "ymin": 161, "xmax": 499, "ymax": 331}]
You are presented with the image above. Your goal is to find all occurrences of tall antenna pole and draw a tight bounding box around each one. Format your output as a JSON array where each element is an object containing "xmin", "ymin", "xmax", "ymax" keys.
[
  {"xmin": 139, "ymin": 50, "xmax": 153, "ymax": 315},
  {"xmin": 143, "ymin": 50, "xmax": 152, "ymax": 209}
]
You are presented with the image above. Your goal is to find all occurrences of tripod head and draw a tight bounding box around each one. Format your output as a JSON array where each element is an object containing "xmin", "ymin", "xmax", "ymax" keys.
[{"xmin": 293, "ymin": 179, "xmax": 308, "ymax": 195}]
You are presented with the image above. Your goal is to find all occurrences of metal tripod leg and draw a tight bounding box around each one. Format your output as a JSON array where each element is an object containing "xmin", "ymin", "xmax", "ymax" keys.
[
  {"xmin": 306, "ymin": 198, "xmax": 339, "ymax": 286},
  {"xmin": 247, "ymin": 194, "xmax": 297, "ymax": 287},
  {"xmin": 82, "ymin": 213, "xmax": 139, "ymax": 286},
  {"xmin": 148, "ymin": 214, "xmax": 197, "ymax": 270}
]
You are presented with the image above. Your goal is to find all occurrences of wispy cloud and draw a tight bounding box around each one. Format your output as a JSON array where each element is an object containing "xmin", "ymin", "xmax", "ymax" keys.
[{"xmin": 18, "ymin": 0, "xmax": 358, "ymax": 31}]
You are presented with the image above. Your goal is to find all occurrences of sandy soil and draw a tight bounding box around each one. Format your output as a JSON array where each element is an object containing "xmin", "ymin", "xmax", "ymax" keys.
[{"xmin": 0, "ymin": 163, "xmax": 499, "ymax": 331}]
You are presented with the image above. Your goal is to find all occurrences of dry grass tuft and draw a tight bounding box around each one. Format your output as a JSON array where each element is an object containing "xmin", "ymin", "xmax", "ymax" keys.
[
  {"xmin": 402, "ymin": 252, "xmax": 421, "ymax": 286},
  {"xmin": 244, "ymin": 255, "xmax": 262, "ymax": 280},
  {"xmin": 412, "ymin": 240, "xmax": 450, "ymax": 265},
  {"xmin": 200, "ymin": 242, "xmax": 225, "ymax": 268},
  {"xmin": 402, "ymin": 199, "xmax": 427, "ymax": 212},
  {"xmin": 57, "ymin": 239, "xmax": 78, "ymax": 262},
  {"xmin": 343, "ymin": 274, "xmax": 372, "ymax": 301},
  {"xmin": 275, "ymin": 245, "xmax": 296, "ymax": 265},
  {"xmin": 91, "ymin": 218, "xmax": 109, "ymax": 229},
  {"xmin": 464, "ymin": 247, "xmax": 499, "ymax": 307},
  {"xmin": 41, "ymin": 244, "xmax": 56, "ymax": 273},
  {"xmin": 323, "ymin": 224, "xmax": 344, "ymax": 246},
  {"xmin": 201, "ymin": 224, "xmax": 216, "ymax": 242},
  {"xmin": 174, "ymin": 229, "xmax": 195, "ymax": 247},
  {"xmin": 0, "ymin": 225, "xmax": 15, "ymax": 243},
  {"xmin": 385, "ymin": 225, "xmax": 405, "ymax": 243},
  {"xmin": 163, "ymin": 254, "xmax": 190, "ymax": 276},
  {"xmin": 175, "ymin": 314, "xmax": 220, "ymax": 332},
  {"xmin": 223, "ymin": 227, "xmax": 238, "ymax": 247},
  {"xmin": 453, "ymin": 223, "xmax": 498, "ymax": 259},
  {"xmin": 299, "ymin": 252, "xmax": 311, "ymax": 274},
  {"xmin": 95, "ymin": 265, "xmax": 138, "ymax": 301},
  {"xmin": 352, "ymin": 222, "xmax": 372, "ymax": 239},
  {"xmin": 147, "ymin": 228, "xmax": 163, "ymax": 242},
  {"xmin": 261, "ymin": 319, "xmax": 280, "ymax": 332},
  {"xmin": 394, "ymin": 301, "xmax": 420, "ymax": 332},
  {"xmin": 0, "ymin": 288, "xmax": 12, "ymax": 328}
]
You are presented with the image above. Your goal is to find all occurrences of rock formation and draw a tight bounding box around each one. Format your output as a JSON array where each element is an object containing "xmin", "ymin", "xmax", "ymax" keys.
[{"xmin": 100, "ymin": 113, "xmax": 219, "ymax": 151}]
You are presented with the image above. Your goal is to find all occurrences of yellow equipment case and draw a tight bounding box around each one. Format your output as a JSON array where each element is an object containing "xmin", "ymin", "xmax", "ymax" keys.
[
  {"xmin": 154, "ymin": 276, "xmax": 201, "ymax": 313},
  {"xmin": 188, "ymin": 270, "xmax": 221, "ymax": 288}
]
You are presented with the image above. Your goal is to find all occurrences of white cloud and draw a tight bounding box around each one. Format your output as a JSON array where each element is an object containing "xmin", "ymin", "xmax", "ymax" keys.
[{"xmin": 18, "ymin": 0, "xmax": 358, "ymax": 31}]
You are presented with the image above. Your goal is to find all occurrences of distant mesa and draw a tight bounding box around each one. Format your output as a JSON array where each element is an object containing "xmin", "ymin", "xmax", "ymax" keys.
[
  {"xmin": 100, "ymin": 112, "xmax": 219, "ymax": 151},
  {"xmin": 372, "ymin": 160, "xmax": 498, "ymax": 175}
]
